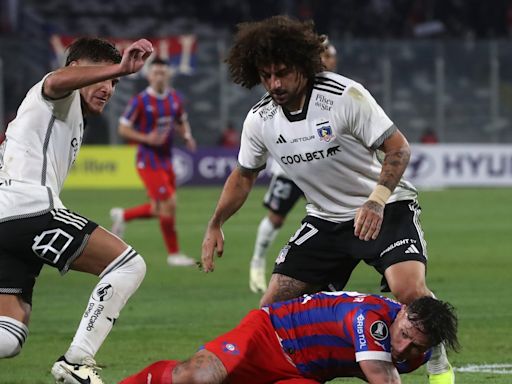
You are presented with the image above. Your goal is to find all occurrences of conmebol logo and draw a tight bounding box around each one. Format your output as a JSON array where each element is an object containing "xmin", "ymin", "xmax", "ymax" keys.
[{"xmin": 172, "ymin": 148, "xmax": 194, "ymax": 186}]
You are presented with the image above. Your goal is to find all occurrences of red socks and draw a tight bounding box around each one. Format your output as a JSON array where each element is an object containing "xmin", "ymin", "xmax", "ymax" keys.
[
  {"xmin": 124, "ymin": 203, "xmax": 152, "ymax": 221},
  {"xmin": 122, "ymin": 203, "xmax": 179, "ymax": 255},
  {"xmin": 159, "ymin": 216, "xmax": 179, "ymax": 254},
  {"xmin": 119, "ymin": 360, "xmax": 178, "ymax": 384}
]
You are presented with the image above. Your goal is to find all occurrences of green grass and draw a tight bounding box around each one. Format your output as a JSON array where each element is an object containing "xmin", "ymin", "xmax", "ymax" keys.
[{"xmin": 1, "ymin": 187, "xmax": 511, "ymax": 383}]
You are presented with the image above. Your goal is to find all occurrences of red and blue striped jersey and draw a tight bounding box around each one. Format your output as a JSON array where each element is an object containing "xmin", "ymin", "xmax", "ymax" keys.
[
  {"xmin": 266, "ymin": 291, "xmax": 430, "ymax": 382},
  {"xmin": 121, "ymin": 87, "xmax": 184, "ymax": 170}
]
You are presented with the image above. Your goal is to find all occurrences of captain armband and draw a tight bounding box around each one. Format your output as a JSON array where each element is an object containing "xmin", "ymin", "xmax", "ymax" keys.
[{"xmin": 368, "ymin": 185, "xmax": 392, "ymax": 207}]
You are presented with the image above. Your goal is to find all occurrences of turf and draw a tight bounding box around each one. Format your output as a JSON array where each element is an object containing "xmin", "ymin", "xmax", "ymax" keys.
[{"xmin": 0, "ymin": 187, "xmax": 511, "ymax": 383}]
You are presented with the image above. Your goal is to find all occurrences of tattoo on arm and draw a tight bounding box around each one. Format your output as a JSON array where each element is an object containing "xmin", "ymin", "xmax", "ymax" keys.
[
  {"xmin": 175, "ymin": 351, "xmax": 227, "ymax": 384},
  {"xmin": 272, "ymin": 274, "xmax": 318, "ymax": 303},
  {"xmin": 365, "ymin": 200, "xmax": 384, "ymax": 215},
  {"xmin": 379, "ymin": 147, "xmax": 410, "ymax": 191}
]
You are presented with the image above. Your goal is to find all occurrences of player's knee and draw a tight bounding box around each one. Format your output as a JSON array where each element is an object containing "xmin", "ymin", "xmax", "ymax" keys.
[
  {"xmin": 0, "ymin": 316, "xmax": 29, "ymax": 358},
  {"xmin": 268, "ymin": 212, "xmax": 285, "ymax": 228},
  {"xmin": 131, "ymin": 254, "xmax": 147, "ymax": 283},
  {"xmin": 259, "ymin": 292, "xmax": 275, "ymax": 307},
  {"xmin": 124, "ymin": 254, "xmax": 147, "ymax": 288},
  {"xmin": 159, "ymin": 198, "xmax": 176, "ymax": 216},
  {"xmin": 101, "ymin": 251, "xmax": 146, "ymax": 288}
]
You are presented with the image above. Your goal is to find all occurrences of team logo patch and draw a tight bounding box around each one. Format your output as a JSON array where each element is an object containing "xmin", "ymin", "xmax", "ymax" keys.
[
  {"xmin": 275, "ymin": 245, "xmax": 290, "ymax": 264},
  {"xmin": 222, "ymin": 342, "xmax": 240, "ymax": 355},
  {"xmin": 317, "ymin": 126, "xmax": 334, "ymax": 142},
  {"xmin": 92, "ymin": 283, "xmax": 114, "ymax": 302},
  {"xmin": 32, "ymin": 228, "xmax": 74, "ymax": 264},
  {"xmin": 370, "ymin": 320, "xmax": 389, "ymax": 341}
]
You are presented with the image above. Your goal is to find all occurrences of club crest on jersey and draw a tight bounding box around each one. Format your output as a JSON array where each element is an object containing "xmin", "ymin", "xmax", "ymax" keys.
[
  {"xmin": 222, "ymin": 342, "xmax": 240, "ymax": 355},
  {"xmin": 370, "ymin": 321, "xmax": 389, "ymax": 341},
  {"xmin": 317, "ymin": 126, "xmax": 334, "ymax": 142}
]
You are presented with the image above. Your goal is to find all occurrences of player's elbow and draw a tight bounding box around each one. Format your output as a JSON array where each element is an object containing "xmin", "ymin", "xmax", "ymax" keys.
[
  {"xmin": 173, "ymin": 365, "xmax": 218, "ymax": 384},
  {"xmin": 117, "ymin": 123, "xmax": 131, "ymax": 139}
]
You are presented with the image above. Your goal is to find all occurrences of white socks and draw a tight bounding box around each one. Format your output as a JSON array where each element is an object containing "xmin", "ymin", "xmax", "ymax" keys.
[
  {"xmin": 0, "ymin": 316, "xmax": 28, "ymax": 358},
  {"xmin": 65, "ymin": 247, "xmax": 146, "ymax": 363},
  {"xmin": 427, "ymin": 342, "xmax": 451, "ymax": 374},
  {"xmin": 251, "ymin": 216, "xmax": 279, "ymax": 263}
]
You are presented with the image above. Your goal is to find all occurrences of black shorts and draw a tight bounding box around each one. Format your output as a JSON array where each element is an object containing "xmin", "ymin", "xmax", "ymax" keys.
[
  {"xmin": 263, "ymin": 175, "xmax": 304, "ymax": 216},
  {"xmin": 273, "ymin": 200, "xmax": 427, "ymax": 292},
  {"xmin": 0, "ymin": 209, "xmax": 98, "ymax": 305}
]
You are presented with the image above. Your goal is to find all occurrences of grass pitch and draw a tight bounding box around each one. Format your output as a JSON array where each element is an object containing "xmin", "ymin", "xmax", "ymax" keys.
[{"xmin": 0, "ymin": 187, "xmax": 511, "ymax": 383}]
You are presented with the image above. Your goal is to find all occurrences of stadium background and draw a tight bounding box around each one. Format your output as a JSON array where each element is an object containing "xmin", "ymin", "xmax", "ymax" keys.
[{"xmin": 0, "ymin": 1, "xmax": 511, "ymax": 383}]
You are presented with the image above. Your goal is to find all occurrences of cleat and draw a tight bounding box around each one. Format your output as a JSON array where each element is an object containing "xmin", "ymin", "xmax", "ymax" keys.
[
  {"xmin": 428, "ymin": 364, "xmax": 455, "ymax": 384},
  {"xmin": 109, "ymin": 207, "xmax": 125, "ymax": 238},
  {"xmin": 167, "ymin": 253, "xmax": 196, "ymax": 267},
  {"xmin": 249, "ymin": 259, "xmax": 267, "ymax": 293},
  {"xmin": 51, "ymin": 355, "xmax": 104, "ymax": 384}
]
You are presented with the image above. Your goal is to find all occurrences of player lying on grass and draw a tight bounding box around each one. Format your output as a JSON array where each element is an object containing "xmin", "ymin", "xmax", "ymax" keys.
[{"xmin": 120, "ymin": 292, "xmax": 459, "ymax": 384}]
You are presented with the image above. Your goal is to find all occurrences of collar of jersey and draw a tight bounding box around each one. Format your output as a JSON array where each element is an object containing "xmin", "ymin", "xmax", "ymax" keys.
[
  {"xmin": 147, "ymin": 86, "xmax": 171, "ymax": 99},
  {"xmin": 282, "ymin": 82, "xmax": 313, "ymax": 123}
]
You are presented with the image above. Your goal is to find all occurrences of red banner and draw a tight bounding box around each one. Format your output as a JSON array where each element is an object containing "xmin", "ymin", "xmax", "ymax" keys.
[{"xmin": 49, "ymin": 34, "xmax": 197, "ymax": 75}]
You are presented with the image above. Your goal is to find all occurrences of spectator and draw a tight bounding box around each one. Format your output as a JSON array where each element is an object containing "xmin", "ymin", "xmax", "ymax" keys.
[{"xmin": 218, "ymin": 121, "xmax": 240, "ymax": 148}]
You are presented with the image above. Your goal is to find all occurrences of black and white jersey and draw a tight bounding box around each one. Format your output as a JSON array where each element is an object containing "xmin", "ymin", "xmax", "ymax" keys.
[
  {"xmin": 0, "ymin": 73, "xmax": 84, "ymax": 222},
  {"xmin": 238, "ymin": 72, "xmax": 417, "ymax": 222}
]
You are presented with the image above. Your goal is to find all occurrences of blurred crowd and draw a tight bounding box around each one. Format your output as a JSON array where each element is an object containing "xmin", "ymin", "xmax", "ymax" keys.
[{"xmin": 1, "ymin": 0, "xmax": 512, "ymax": 38}]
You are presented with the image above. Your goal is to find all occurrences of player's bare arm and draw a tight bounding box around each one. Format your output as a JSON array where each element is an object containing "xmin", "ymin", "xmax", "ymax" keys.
[
  {"xmin": 201, "ymin": 167, "xmax": 258, "ymax": 272},
  {"xmin": 43, "ymin": 39, "xmax": 153, "ymax": 99},
  {"xmin": 173, "ymin": 350, "xmax": 227, "ymax": 384},
  {"xmin": 354, "ymin": 130, "xmax": 410, "ymax": 241},
  {"xmin": 359, "ymin": 360, "xmax": 401, "ymax": 384},
  {"xmin": 175, "ymin": 116, "xmax": 197, "ymax": 152},
  {"xmin": 118, "ymin": 121, "xmax": 168, "ymax": 146},
  {"xmin": 377, "ymin": 130, "xmax": 411, "ymax": 191},
  {"xmin": 261, "ymin": 273, "xmax": 319, "ymax": 306}
]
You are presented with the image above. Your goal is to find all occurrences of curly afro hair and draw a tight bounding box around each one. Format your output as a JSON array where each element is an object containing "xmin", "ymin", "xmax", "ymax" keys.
[{"xmin": 227, "ymin": 15, "xmax": 326, "ymax": 89}]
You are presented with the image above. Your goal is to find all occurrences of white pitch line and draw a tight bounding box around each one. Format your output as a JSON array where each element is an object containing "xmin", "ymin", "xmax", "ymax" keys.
[{"xmin": 455, "ymin": 363, "xmax": 512, "ymax": 375}]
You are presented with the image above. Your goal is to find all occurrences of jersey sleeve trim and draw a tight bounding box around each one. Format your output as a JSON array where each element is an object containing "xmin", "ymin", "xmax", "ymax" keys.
[
  {"xmin": 237, "ymin": 161, "xmax": 266, "ymax": 173},
  {"xmin": 370, "ymin": 124, "xmax": 397, "ymax": 150},
  {"xmin": 355, "ymin": 351, "xmax": 392, "ymax": 362},
  {"xmin": 119, "ymin": 116, "xmax": 133, "ymax": 126},
  {"xmin": 40, "ymin": 73, "xmax": 73, "ymax": 102}
]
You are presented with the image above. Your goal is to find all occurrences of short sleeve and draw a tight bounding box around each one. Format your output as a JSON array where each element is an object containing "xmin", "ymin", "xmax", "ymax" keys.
[
  {"xmin": 341, "ymin": 84, "xmax": 395, "ymax": 150},
  {"xmin": 119, "ymin": 96, "xmax": 141, "ymax": 127},
  {"xmin": 237, "ymin": 112, "xmax": 268, "ymax": 172},
  {"xmin": 351, "ymin": 309, "xmax": 392, "ymax": 363},
  {"xmin": 40, "ymin": 73, "xmax": 79, "ymax": 121}
]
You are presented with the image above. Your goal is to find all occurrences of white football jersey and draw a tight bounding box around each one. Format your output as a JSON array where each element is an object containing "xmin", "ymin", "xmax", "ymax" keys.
[
  {"xmin": 269, "ymin": 158, "xmax": 288, "ymax": 177},
  {"xmin": 0, "ymin": 73, "xmax": 84, "ymax": 222},
  {"xmin": 238, "ymin": 72, "xmax": 417, "ymax": 222}
]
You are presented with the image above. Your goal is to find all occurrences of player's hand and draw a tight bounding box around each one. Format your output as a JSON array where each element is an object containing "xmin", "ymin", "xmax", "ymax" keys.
[
  {"xmin": 145, "ymin": 129, "xmax": 169, "ymax": 146},
  {"xmin": 201, "ymin": 223, "xmax": 225, "ymax": 272},
  {"xmin": 185, "ymin": 136, "xmax": 197, "ymax": 152},
  {"xmin": 354, "ymin": 200, "xmax": 384, "ymax": 241},
  {"xmin": 120, "ymin": 39, "xmax": 153, "ymax": 75}
]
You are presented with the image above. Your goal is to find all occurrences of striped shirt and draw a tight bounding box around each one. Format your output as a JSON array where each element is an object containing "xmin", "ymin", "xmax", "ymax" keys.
[
  {"xmin": 266, "ymin": 291, "xmax": 429, "ymax": 381},
  {"xmin": 120, "ymin": 87, "xmax": 184, "ymax": 170}
]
